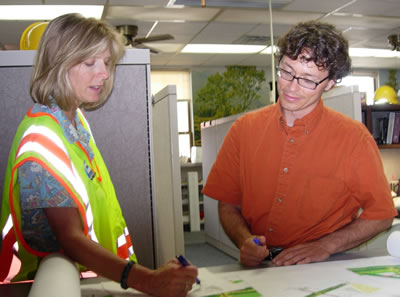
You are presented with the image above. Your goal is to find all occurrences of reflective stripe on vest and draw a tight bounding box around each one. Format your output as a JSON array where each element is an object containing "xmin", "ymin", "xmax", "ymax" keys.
[
  {"xmin": 2, "ymin": 215, "xmax": 13, "ymax": 241},
  {"xmin": 77, "ymin": 109, "xmax": 96, "ymax": 145},
  {"xmin": 0, "ymin": 215, "xmax": 18, "ymax": 281},
  {"xmin": 117, "ymin": 227, "xmax": 134, "ymax": 260},
  {"xmin": 1, "ymin": 214, "xmax": 19, "ymax": 252},
  {"xmin": 16, "ymin": 125, "xmax": 98, "ymax": 243}
]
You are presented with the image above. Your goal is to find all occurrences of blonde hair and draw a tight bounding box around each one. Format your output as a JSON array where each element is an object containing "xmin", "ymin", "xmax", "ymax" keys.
[{"xmin": 30, "ymin": 13, "xmax": 126, "ymax": 110}]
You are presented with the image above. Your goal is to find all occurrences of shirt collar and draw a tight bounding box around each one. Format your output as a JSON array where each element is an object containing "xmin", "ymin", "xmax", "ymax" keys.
[
  {"xmin": 275, "ymin": 98, "xmax": 324, "ymax": 135},
  {"xmin": 32, "ymin": 98, "xmax": 92, "ymax": 155}
]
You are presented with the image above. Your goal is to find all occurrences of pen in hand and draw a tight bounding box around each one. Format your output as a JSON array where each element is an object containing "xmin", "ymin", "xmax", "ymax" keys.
[
  {"xmin": 253, "ymin": 237, "xmax": 273, "ymax": 261},
  {"xmin": 253, "ymin": 237, "xmax": 284, "ymax": 261},
  {"xmin": 253, "ymin": 237, "xmax": 263, "ymax": 247},
  {"xmin": 176, "ymin": 255, "xmax": 201, "ymax": 284}
]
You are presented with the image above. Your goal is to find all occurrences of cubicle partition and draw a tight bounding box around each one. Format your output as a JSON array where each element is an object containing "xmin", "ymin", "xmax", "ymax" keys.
[
  {"xmin": 151, "ymin": 85, "xmax": 185, "ymax": 266},
  {"xmin": 0, "ymin": 49, "xmax": 156, "ymax": 269},
  {"xmin": 201, "ymin": 113, "xmax": 243, "ymax": 259}
]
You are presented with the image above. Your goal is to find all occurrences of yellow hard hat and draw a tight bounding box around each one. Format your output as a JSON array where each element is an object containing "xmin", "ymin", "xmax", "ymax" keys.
[
  {"xmin": 20, "ymin": 22, "xmax": 48, "ymax": 50},
  {"xmin": 374, "ymin": 85, "xmax": 398, "ymax": 104}
]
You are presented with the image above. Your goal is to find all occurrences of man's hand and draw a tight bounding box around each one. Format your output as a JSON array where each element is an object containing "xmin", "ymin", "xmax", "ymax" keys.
[
  {"xmin": 272, "ymin": 217, "xmax": 394, "ymax": 266},
  {"xmin": 272, "ymin": 240, "xmax": 331, "ymax": 266},
  {"xmin": 240, "ymin": 236, "xmax": 270, "ymax": 267}
]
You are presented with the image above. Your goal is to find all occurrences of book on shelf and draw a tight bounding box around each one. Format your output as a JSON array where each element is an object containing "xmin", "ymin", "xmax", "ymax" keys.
[
  {"xmin": 376, "ymin": 117, "xmax": 388, "ymax": 144},
  {"xmin": 386, "ymin": 112, "xmax": 396, "ymax": 145},
  {"xmin": 392, "ymin": 112, "xmax": 400, "ymax": 144}
]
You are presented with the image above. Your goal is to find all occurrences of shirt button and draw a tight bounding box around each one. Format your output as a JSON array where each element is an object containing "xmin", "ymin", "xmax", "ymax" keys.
[
  {"xmin": 305, "ymin": 129, "xmax": 310, "ymax": 134},
  {"xmin": 269, "ymin": 227, "xmax": 273, "ymax": 232},
  {"xmin": 278, "ymin": 197, "xmax": 283, "ymax": 203},
  {"xmin": 290, "ymin": 138, "xmax": 295, "ymax": 143},
  {"xmin": 283, "ymin": 168, "xmax": 288, "ymax": 173}
]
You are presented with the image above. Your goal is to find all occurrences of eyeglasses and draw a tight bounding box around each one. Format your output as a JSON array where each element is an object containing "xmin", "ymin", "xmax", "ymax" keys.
[{"xmin": 276, "ymin": 67, "xmax": 329, "ymax": 90}]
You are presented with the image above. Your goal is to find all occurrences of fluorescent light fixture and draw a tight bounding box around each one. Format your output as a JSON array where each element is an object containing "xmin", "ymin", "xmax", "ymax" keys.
[
  {"xmin": 182, "ymin": 44, "xmax": 266, "ymax": 54},
  {"xmin": 349, "ymin": 48, "xmax": 400, "ymax": 58},
  {"xmin": 0, "ymin": 5, "xmax": 104, "ymax": 20}
]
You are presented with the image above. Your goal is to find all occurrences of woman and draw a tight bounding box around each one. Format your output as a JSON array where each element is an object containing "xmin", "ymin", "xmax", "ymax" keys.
[{"xmin": 0, "ymin": 13, "xmax": 197, "ymax": 297}]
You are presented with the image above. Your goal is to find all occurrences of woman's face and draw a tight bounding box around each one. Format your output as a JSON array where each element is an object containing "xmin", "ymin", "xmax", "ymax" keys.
[{"xmin": 68, "ymin": 49, "xmax": 111, "ymax": 105}]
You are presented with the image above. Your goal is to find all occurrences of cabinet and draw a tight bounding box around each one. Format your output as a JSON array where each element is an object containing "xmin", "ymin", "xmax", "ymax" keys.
[
  {"xmin": 181, "ymin": 163, "xmax": 204, "ymax": 232},
  {"xmin": 362, "ymin": 104, "xmax": 400, "ymax": 149}
]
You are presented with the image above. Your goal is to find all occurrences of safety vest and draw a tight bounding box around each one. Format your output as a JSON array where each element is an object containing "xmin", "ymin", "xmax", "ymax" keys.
[{"xmin": 0, "ymin": 107, "xmax": 137, "ymax": 282}]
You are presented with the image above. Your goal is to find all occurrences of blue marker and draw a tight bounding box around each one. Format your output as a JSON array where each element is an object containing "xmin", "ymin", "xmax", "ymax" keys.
[
  {"xmin": 176, "ymin": 255, "xmax": 201, "ymax": 284},
  {"xmin": 253, "ymin": 238, "xmax": 284, "ymax": 260},
  {"xmin": 253, "ymin": 237, "xmax": 262, "ymax": 246}
]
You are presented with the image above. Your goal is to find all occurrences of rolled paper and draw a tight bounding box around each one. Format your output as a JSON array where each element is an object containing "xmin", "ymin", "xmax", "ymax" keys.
[
  {"xmin": 28, "ymin": 253, "xmax": 80, "ymax": 297},
  {"xmin": 387, "ymin": 231, "xmax": 400, "ymax": 258}
]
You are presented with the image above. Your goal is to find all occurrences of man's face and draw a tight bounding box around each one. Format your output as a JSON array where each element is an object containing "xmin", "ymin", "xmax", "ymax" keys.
[{"xmin": 277, "ymin": 54, "xmax": 335, "ymax": 125}]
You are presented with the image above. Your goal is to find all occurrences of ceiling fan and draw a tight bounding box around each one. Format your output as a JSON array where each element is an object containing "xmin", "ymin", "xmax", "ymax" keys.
[
  {"xmin": 388, "ymin": 34, "xmax": 400, "ymax": 51},
  {"xmin": 116, "ymin": 24, "xmax": 174, "ymax": 54}
]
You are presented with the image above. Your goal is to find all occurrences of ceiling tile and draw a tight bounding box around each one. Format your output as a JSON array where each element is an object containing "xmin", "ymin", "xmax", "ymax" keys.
[
  {"xmin": 282, "ymin": 0, "xmax": 355, "ymax": 14},
  {"xmin": 108, "ymin": 0, "xmax": 170, "ymax": 5},
  {"xmin": 45, "ymin": 0, "xmax": 106, "ymax": 4},
  {"xmin": 191, "ymin": 22, "xmax": 256, "ymax": 43},
  {"xmin": 0, "ymin": 0, "xmax": 42, "ymax": 3},
  {"xmin": 339, "ymin": 0, "xmax": 400, "ymax": 18},
  {"xmin": 323, "ymin": 14, "xmax": 400, "ymax": 30}
]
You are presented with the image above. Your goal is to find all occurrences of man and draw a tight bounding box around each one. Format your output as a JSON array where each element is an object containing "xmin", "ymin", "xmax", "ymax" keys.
[{"xmin": 202, "ymin": 21, "xmax": 397, "ymax": 267}]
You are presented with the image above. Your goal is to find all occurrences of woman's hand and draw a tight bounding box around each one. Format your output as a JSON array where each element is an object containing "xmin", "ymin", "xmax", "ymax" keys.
[{"xmin": 129, "ymin": 258, "xmax": 198, "ymax": 297}]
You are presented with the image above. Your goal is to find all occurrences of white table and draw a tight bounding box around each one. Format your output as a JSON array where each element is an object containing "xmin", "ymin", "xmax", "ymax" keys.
[
  {"xmin": 1, "ymin": 249, "xmax": 398, "ymax": 297},
  {"xmin": 78, "ymin": 250, "xmax": 400, "ymax": 297}
]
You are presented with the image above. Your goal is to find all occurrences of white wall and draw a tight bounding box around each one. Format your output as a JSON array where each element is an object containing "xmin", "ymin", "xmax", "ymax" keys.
[{"xmin": 381, "ymin": 149, "xmax": 400, "ymax": 182}]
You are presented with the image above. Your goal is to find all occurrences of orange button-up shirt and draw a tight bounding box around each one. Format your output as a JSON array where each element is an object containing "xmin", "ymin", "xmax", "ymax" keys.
[{"xmin": 202, "ymin": 100, "xmax": 397, "ymax": 248}]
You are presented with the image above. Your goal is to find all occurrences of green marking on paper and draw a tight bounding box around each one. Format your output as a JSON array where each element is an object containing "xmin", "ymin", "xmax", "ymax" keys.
[
  {"xmin": 350, "ymin": 283, "xmax": 380, "ymax": 293},
  {"xmin": 203, "ymin": 286, "xmax": 262, "ymax": 297},
  {"xmin": 304, "ymin": 283, "xmax": 347, "ymax": 297},
  {"xmin": 231, "ymin": 280, "xmax": 244, "ymax": 284},
  {"xmin": 348, "ymin": 265, "xmax": 400, "ymax": 279}
]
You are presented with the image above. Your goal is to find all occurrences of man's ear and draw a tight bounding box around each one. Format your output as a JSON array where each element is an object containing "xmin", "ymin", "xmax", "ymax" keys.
[{"xmin": 324, "ymin": 79, "xmax": 336, "ymax": 92}]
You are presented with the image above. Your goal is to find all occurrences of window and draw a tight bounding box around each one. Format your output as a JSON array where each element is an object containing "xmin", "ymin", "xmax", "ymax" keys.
[
  {"xmin": 337, "ymin": 71, "xmax": 378, "ymax": 105},
  {"xmin": 177, "ymin": 100, "xmax": 192, "ymax": 158},
  {"xmin": 150, "ymin": 70, "xmax": 193, "ymax": 159}
]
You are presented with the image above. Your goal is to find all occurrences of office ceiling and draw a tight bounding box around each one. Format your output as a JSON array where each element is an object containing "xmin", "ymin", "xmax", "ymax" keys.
[{"xmin": 1, "ymin": 0, "xmax": 400, "ymax": 69}]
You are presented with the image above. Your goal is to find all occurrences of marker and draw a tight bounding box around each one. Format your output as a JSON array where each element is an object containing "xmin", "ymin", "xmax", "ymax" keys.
[
  {"xmin": 253, "ymin": 237, "xmax": 262, "ymax": 246},
  {"xmin": 176, "ymin": 255, "xmax": 201, "ymax": 284}
]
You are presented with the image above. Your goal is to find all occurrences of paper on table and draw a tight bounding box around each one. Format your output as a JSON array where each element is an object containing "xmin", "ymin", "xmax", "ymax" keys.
[
  {"xmin": 387, "ymin": 230, "xmax": 400, "ymax": 258},
  {"xmin": 81, "ymin": 268, "xmax": 251, "ymax": 297},
  {"xmin": 188, "ymin": 268, "xmax": 251, "ymax": 297}
]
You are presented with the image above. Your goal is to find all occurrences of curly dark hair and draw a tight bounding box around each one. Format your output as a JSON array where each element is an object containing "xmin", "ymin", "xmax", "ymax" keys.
[{"xmin": 277, "ymin": 21, "xmax": 351, "ymax": 81}]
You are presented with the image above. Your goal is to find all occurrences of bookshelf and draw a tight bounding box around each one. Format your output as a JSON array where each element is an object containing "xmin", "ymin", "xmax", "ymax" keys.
[
  {"xmin": 180, "ymin": 162, "xmax": 204, "ymax": 232},
  {"xmin": 362, "ymin": 104, "xmax": 400, "ymax": 149}
]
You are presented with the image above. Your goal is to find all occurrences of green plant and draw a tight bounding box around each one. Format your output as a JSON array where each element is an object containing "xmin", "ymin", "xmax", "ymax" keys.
[
  {"xmin": 195, "ymin": 65, "xmax": 265, "ymax": 118},
  {"xmin": 386, "ymin": 69, "xmax": 399, "ymax": 93},
  {"xmin": 193, "ymin": 65, "xmax": 265, "ymax": 145}
]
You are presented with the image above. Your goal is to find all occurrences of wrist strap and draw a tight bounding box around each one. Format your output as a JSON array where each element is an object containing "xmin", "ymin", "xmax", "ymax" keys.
[{"xmin": 120, "ymin": 260, "xmax": 135, "ymax": 289}]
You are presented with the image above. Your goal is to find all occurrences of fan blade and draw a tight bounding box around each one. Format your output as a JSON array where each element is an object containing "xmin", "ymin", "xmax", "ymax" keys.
[
  {"xmin": 134, "ymin": 43, "xmax": 160, "ymax": 54},
  {"xmin": 134, "ymin": 34, "xmax": 174, "ymax": 44}
]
